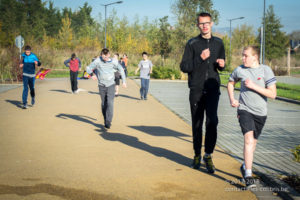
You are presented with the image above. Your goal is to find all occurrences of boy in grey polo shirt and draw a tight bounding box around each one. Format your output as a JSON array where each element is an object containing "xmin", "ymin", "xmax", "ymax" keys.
[
  {"xmin": 135, "ymin": 52, "xmax": 153, "ymax": 100},
  {"xmin": 86, "ymin": 48, "xmax": 126, "ymax": 129},
  {"xmin": 227, "ymin": 45, "xmax": 277, "ymax": 189}
]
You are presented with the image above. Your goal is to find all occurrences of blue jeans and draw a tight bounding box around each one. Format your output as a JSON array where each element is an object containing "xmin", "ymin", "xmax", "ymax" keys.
[
  {"xmin": 140, "ymin": 78, "xmax": 150, "ymax": 99},
  {"xmin": 22, "ymin": 75, "xmax": 35, "ymax": 105}
]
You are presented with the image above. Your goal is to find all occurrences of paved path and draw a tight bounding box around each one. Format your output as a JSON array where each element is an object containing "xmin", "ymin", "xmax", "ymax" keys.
[
  {"xmin": 0, "ymin": 79, "xmax": 261, "ymax": 200},
  {"xmin": 142, "ymin": 80, "xmax": 300, "ymax": 177}
]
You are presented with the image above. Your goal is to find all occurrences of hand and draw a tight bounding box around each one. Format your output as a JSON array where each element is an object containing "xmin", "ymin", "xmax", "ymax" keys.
[
  {"xmin": 34, "ymin": 61, "xmax": 38, "ymax": 65},
  {"xmin": 230, "ymin": 99, "xmax": 239, "ymax": 107},
  {"xmin": 244, "ymin": 79, "xmax": 256, "ymax": 90},
  {"xmin": 19, "ymin": 64, "xmax": 24, "ymax": 68},
  {"xmin": 135, "ymin": 70, "xmax": 138, "ymax": 75},
  {"xmin": 216, "ymin": 59, "xmax": 225, "ymax": 68},
  {"xmin": 200, "ymin": 48, "xmax": 210, "ymax": 60},
  {"xmin": 92, "ymin": 75, "xmax": 97, "ymax": 80},
  {"xmin": 122, "ymin": 83, "xmax": 127, "ymax": 88}
]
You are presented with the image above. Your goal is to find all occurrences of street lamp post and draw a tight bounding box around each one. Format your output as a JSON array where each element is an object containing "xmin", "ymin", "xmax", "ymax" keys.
[
  {"xmin": 102, "ymin": 1, "xmax": 123, "ymax": 48},
  {"xmin": 228, "ymin": 17, "xmax": 244, "ymax": 59}
]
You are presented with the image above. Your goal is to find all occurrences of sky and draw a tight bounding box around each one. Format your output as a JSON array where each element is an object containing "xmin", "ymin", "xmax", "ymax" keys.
[{"xmin": 44, "ymin": 0, "xmax": 300, "ymax": 34}]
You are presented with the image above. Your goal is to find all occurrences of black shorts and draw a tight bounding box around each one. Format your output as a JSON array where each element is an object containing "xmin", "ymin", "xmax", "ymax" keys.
[{"xmin": 237, "ymin": 110, "xmax": 267, "ymax": 139}]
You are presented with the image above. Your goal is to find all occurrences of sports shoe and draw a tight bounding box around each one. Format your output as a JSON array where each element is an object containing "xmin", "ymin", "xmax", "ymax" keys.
[
  {"xmin": 22, "ymin": 104, "xmax": 28, "ymax": 109},
  {"xmin": 105, "ymin": 122, "xmax": 111, "ymax": 129},
  {"xmin": 31, "ymin": 98, "xmax": 35, "ymax": 106},
  {"xmin": 191, "ymin": 155, "xmax": 201, "ymax": 169},
  {"xmin": 240, "ymin": 164, "xmax": 246, "ymax": 179},
  {"xmin": 203, "ymin": 155, "xmax": 215, "ymax": 173},
  {"xmin": 140, "ymin": 97, "xmax": 144, "ymax": 100},
  {"xmin": 245, "ymin": 176, "xmax": 256, "ymax": 189}
]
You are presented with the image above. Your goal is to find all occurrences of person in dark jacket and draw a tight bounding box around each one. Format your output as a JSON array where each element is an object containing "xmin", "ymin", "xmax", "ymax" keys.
[
  {"xmin": 180, "ymin": 12, "xmax": 225, "ymax": 173},
  {"xmin": 19, "ymin": 45, "xmax": 40, "ymax": 109},
  {"xmin": 64, "ymin": 53, "xmax": 81, "ymax": 94}
]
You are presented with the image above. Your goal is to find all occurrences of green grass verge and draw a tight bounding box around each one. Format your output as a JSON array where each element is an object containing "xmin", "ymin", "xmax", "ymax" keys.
[
  {"xmin": 46, "ymin": 70, "xmax": 70, "ymax": 78},
  {"xmin": 220, "ymin": 74, "xmax": 300, "ymax": 101}
]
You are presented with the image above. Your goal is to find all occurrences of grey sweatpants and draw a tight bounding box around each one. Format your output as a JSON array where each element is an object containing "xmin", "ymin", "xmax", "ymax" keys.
[{"xmin": 98, "ymin": 84, "xmax": 115, "ymax": 124}]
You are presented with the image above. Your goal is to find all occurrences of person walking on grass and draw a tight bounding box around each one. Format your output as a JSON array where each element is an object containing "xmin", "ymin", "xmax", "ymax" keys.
[
  {"xmin": 227, "ymin": 45, "xmax": 277, "ymax": 189},
  {"xmin": 86, "ymin": 48, "xmax": 126, "ymax": 129},
  {"xmin": 135, "ymin": 52, "xmax": 153, "ymax": 100},
  {"xmin": 64, "ymin": 53, "xmax": 81, "ymax": 94},
  {"xmin": 180, "ymin": 12, "xmax": 225, "ymax": 173},
  {"xmin": 19, "ymin": 45, "xmax": 41, "ymax": 109}
]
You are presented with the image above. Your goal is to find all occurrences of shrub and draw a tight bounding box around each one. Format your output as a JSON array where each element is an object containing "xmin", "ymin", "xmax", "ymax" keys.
[
  {"xmin": 291, "ymin": 145, "xmax": 300, "ymax": 162},
  {"xmin": 152, "ymin": 66, "xmax": 181, "ymax": 79}
]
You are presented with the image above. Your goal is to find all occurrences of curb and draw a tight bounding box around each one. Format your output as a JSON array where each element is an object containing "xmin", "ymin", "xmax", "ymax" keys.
[{"xmin": 254, "ymin": 171, "xmax": 300, "ymax": 200}]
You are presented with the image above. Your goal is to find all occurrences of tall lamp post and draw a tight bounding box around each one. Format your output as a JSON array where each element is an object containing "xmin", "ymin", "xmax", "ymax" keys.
[
  {"xmin": 228, "ymin": 17, "xmax": 244, "ymax": 59},
  {"xmin": 102, "ymin": 1, "xmax": 123, "ymax": 48}
]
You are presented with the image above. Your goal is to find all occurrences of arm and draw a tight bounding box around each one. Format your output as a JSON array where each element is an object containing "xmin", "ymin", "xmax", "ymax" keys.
[
  {"xmin": 117, "ymin": 64, "xmax": 127, "ymax": 88},
  {"xmin": 86, "ymin": 60, "xmax": 98, "ymax": 75},
  {"xmin": 216, "ymin": 41, "xmax": 226, "ymax": 71},
  {"xmin": 135, "ymin": 62, "xmax": 141, "ymax": 75},
  {"xmin": 227, "ymin": 81, "xmax": 239, "ymax": 107},
  {"xmin": 180, "ymin": 42, "xmax": 199, "ymax": 73},
  {"xmin": 78, "ymin": 58, "xmax": 82, "ymax": 70},
  {"xmin": 244, "ymin": 79, "xmax": 277, "ymax": 99},
  {"xmin": 64, "ymin": 59, "xmax": 71, "ymax": 67}
]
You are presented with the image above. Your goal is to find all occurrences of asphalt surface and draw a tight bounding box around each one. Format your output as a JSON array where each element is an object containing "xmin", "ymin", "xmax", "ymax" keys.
[{"xmin": 0, "ymin": 78, "xmax": 261, "ymax": 200}]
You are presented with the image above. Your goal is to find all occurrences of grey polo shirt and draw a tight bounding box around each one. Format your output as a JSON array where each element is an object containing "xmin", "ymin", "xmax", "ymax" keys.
[{"xmin": 229, "ymin": 64, "xmax": 276, "ymax": 116}]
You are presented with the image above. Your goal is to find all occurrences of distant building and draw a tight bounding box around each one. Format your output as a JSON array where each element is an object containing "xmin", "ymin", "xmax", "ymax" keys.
[{"xmin": 290, "ymin": 40, "xmax": 300, "ymax": 53}]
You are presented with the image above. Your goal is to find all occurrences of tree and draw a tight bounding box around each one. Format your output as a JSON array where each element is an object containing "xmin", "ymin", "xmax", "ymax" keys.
[
  {"xmin": 259, "ymin": 5, "xmax": 289, "ymax": 61},
  {"xmin": 157, "ymin": 16, "xmax": 172, "ymax": 63},
  {"xmin": 232, "ymin": 24, "xmax": 257, "ymax": 53},
  {"xmin": 58, "ymin": 15, "xmax": 73, "ymax": 49}
]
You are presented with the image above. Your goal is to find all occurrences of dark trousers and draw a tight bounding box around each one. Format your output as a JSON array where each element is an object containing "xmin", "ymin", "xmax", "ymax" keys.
[
  {"xmin": 22, "ymin": 75, "xmax": 35, "ymax": 105},
  {"xmin": 70, "ymin": 71, "xmax": 78, "ymax": 92},
  {"xmin": 189, "ymin": 90, "xmax": 220, "ymax": 156},
  {"xmin": 140, "ymin": 78, "xmax": 150, "ymax": 99},
  {"xmin": 99, "ymin": 84, "xmax": 115, "ymax": 124}
]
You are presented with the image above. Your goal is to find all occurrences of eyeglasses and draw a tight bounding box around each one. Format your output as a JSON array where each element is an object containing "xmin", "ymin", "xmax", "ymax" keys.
[{"xmin": 198, "ymin": 22, "xmax": 211, "ymax": 26}]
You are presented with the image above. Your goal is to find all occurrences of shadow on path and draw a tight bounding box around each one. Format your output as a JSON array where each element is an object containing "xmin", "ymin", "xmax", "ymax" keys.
[
  {"xmin": 129, "ymin": 125, "xmax": 192, "ymax": 143},
  {"xmin": 5, "ymin": 100, "xmax": 23, "ymax": 108},
  {"xmin": 0, "ymin": 183, "xmax": 122, "ymax": 200},
  {"xmin": 50, "ymin": 89, "xmax": 71, "ymax": 94},
  {"xmin": 56, "ymin": 113, "xmax": 105, "ymax": 132},
  {"xmin": 55, "ymin": 113, "xmax": 244, "ymax": 189},
  {"xmin": 117, "ymin": 94, "xmax": 140, "ymax": 100}
]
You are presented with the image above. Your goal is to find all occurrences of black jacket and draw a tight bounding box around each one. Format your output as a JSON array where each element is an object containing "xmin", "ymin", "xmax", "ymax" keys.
[{"xmin": 180, "ymin": 34, "xmax": 225, "ymax": 92}]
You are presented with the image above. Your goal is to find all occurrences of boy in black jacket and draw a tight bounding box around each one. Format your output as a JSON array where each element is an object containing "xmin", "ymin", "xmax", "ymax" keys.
[{"xmin": 180, "ymin": 12, "xmax": 225, "ymax": 173}]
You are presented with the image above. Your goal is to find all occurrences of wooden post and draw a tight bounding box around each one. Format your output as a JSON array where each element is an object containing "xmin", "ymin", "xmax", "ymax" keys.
[{"xmin": 287, "ymin": 47, "xmax": 291, "ymax": 76}]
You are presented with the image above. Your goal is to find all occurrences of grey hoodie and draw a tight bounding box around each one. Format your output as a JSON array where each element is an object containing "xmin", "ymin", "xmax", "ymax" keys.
[{"xmin": 86, "ymin": 57, "xmax": 126, "ymax": 87}]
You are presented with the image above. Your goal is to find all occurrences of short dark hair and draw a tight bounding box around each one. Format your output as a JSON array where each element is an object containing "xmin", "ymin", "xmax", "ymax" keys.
[
  {"xmin": 198, "ymin": 12, "xmax": 212, "ymax": 18},
  {"xmin": 115, "ymin": 53, "xmax": 119, "ymax": 57},
  {"xmin": 101, "ymin": 48, "xmax": 110, "ymax": 55},
  {"xmin": 71, "ymin": 53, "xmax": 76, "ymax": 59},
  {"xmin": 24, "ymin": 45, "xmax": 31, "ymax": 51},
  {"xmin": 244, "ymin": 45, "xmax": 260, "ymax": 60},
  {"xmin": 142, "ymin": 52, "xmax": 148, "ymax": 56}
]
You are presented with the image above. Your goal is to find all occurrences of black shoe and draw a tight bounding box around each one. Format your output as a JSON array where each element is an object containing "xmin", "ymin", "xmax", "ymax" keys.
[
  {"xmin": 245, "ymin": 176, "xmax": 256, "ymax": 189},
  {"xmin": 105, "ymin": 122, "xmax": 111, "ymax": 129},
  {"xmin": 240, "ymin": 165, "xmax": 246, "ymax": 179},
  {"xmin": 140, "ymin": 97, "xmax": 144, "ymax": 100},
  {"xmin": 203, "ymin": 155, "xmax": 215, "ymax": 174},
  {"xmin": 22, "ymin": 104, "xmax": 28, "ymax": 109},
  {"xmin": 191, "ymin": 155, "xmax": 201, "ymax": 169}
]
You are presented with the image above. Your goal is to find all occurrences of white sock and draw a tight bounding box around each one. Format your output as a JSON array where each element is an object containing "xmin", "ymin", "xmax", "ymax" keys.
[
  {"xmin": 245, "ymin": 169, "xmax": 252, "ymax": 177},
  {"xmin": 204, "ymin": 153, "xmax": 211, "ymax": 157}
]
